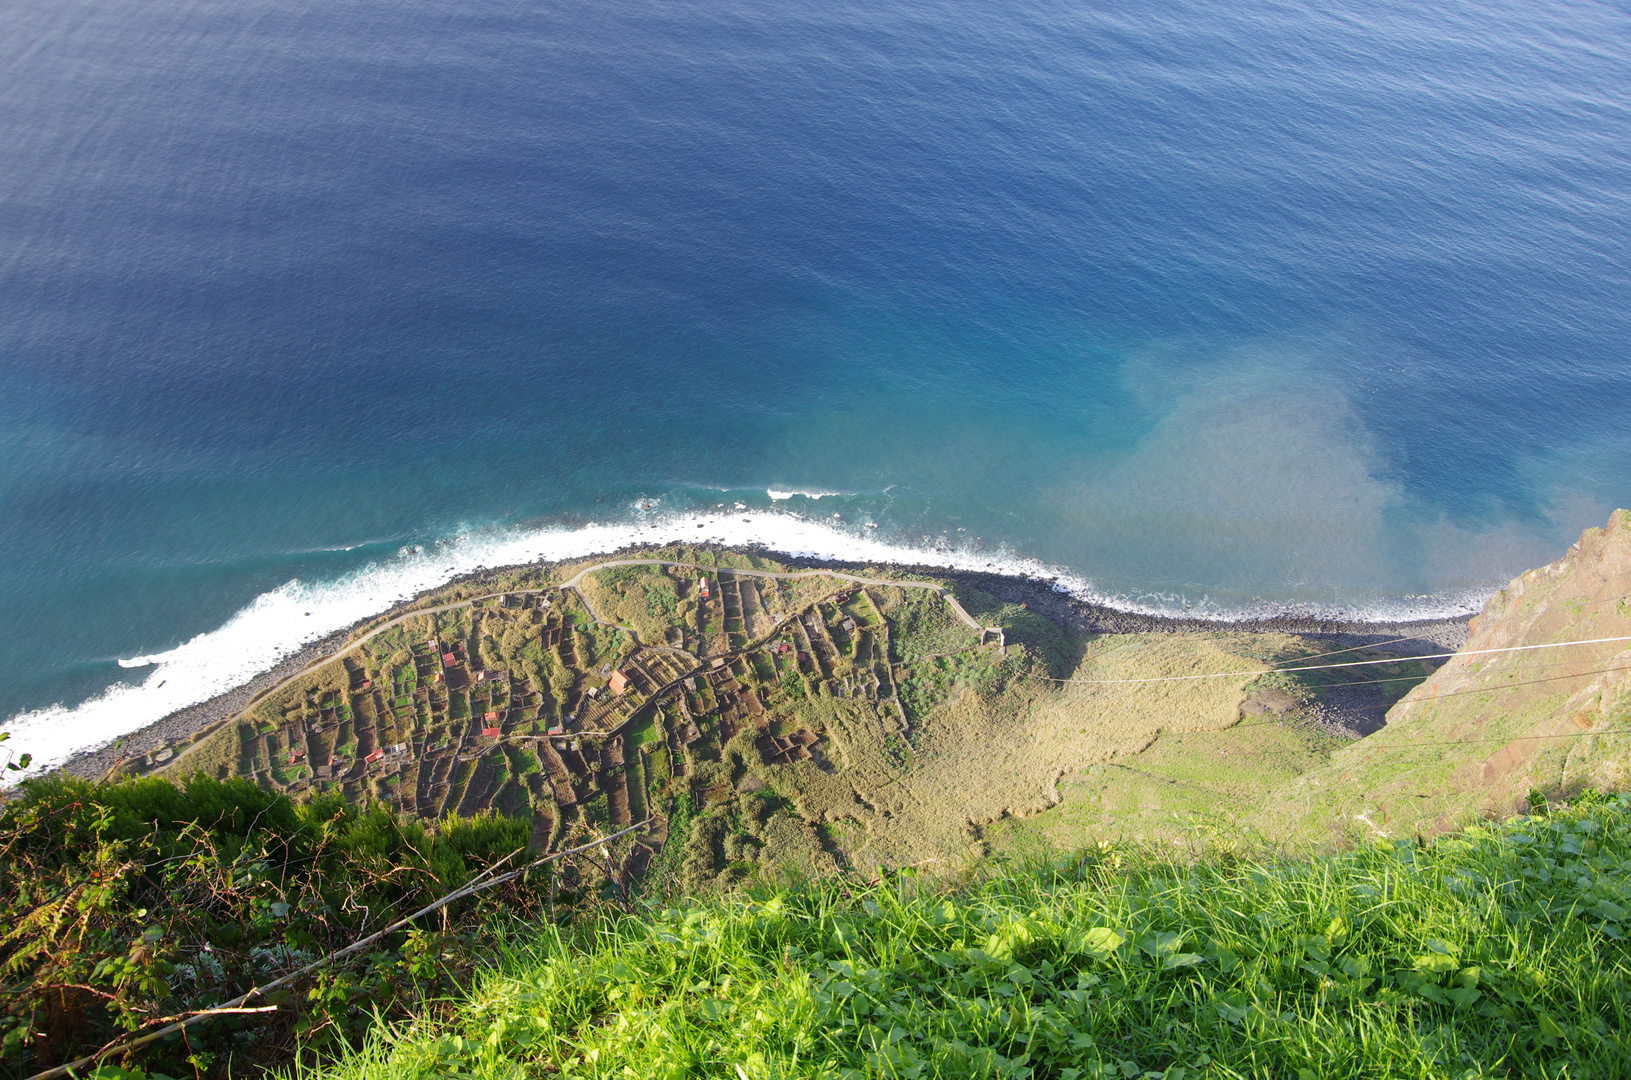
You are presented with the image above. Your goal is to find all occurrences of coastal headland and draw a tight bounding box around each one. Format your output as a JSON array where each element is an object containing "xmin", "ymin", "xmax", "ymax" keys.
[
  {"xmin": 54, "ymin": 543, "xmax": 1468, "ymax": 785},
  {"xmin": 53, "ymin": 540, "xmax": 1491, "ymax": 899}
]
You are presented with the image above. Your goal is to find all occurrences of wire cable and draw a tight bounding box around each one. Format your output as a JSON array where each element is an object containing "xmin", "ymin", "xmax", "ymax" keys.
[
  {"xmin": 1025, "ymin": 634, "xmax": 1631, "ymax": 686},
  {"xmin": 1266, "ymin": 635, "xmax": 1417, "ymax": 665},
  {"xmin": 1251, "ymin": 653, "xmax": 1631, "ymax": 692},
  {"xmin": 1190, "ymin": 661, "xmax": 1631, "ymax": 742}
]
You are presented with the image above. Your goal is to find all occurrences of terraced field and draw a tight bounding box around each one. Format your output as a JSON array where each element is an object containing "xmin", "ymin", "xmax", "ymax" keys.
[
  {"xmin": 122, "ymin": 547, "xmax": 1450, "ymax": 894},
  {"xmin": 121, "ymin": 556, "xmax": 1030, "ymax": 894}
]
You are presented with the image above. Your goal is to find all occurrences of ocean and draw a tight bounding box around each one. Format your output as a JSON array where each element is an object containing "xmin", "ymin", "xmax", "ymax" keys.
[{"xmin": 3, "ymin": 0, "xmax": 1629, "ymax": 769}]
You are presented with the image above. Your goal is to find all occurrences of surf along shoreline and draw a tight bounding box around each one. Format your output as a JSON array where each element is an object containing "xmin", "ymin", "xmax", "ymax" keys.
[{"xmin": 48, "ymin": 542, "xmax": 1472, "ymax": 783}]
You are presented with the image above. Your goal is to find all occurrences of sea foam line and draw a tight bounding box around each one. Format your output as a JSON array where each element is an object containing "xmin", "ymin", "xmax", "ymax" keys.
[{"xmin": 3, "ymin": 509, "xmax": 1486, "ymax": 775}]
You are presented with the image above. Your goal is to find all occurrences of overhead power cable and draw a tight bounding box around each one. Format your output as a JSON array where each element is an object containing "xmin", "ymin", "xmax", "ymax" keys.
[
  {"xmin": 1305, "ymin": 656, "xmax": 1629, "ymax": 690},
  {"xmin": 1025, "ymin": 635, "xmax": 1631, "ymax": 686},
  {"xmin": 1333, "ymin": 660, "xmax": 1631, "ymax": 708},
  {"xmin": 1186, "ymin": 715, "xmax": 1631, "ymax": 752},
  {"xmin": 1193, "ymin": 661, "xmax": 1631, "ymax": 743},
  {"xmin": 1269, "ymin": 635, "xmax": 1417, "ymax": 664}
]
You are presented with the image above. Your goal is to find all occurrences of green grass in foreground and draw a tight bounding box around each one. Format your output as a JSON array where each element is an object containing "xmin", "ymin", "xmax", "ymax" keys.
[{"xmin": 299, "ymin": 794, "xmax": 1631, "ymax": 1080}]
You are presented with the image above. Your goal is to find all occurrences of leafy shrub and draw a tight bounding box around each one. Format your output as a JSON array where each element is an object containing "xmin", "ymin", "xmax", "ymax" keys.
[{"xmin": 0, "ymin": 774, "xmax": 544, "ymax": 1078}]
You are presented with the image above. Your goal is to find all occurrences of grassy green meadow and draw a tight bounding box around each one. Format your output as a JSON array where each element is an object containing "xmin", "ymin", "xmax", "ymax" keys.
[{"xmin": 300, "ymin": 792, "xmax": 1631, "ymax": 1080}]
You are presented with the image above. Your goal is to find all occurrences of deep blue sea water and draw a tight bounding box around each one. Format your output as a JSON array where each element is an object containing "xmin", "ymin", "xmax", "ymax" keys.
[{"xmin": 3, "ymin": 0, "xmax": 1629, "ymax": 767}]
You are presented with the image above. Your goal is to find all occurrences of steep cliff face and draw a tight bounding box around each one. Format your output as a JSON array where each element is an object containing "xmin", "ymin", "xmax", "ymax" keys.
[
  {"xmin": 1253, "ymin": 510, "xmax": 1631, "ymax": 840},
  {"xmin": 1388, "ymin": 508, "xmax": 1631, "ymax": 806},
  {"xmin": 1452, "ymin": 508, "xmax": 1631, "ymax": 663}
]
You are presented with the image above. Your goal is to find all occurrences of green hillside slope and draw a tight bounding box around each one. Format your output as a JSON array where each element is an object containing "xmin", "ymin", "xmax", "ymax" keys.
[
  {"xmin": 1000, "ymin": 510, "xmax": 1631, "ymax": 855},
  {"xmin": 311, "ymin": 792, "xmax": 1631, "ymax": 1080}
]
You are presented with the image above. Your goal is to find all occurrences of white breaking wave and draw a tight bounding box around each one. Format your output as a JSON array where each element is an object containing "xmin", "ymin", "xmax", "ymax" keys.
[
  {"xmin": 766, "ymin": 488, "xmax": 842, "ymax": 501},
  {"xmin": 2, "ymin": 509, "xmax": 1487, "ymax": 775}
]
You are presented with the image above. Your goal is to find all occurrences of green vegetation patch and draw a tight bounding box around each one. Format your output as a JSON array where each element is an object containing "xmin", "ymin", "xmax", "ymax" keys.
[
  {"xmin": 958, "ymin": 587, "xmax": 1083, "ymax": 677},
  {"xmin": 0, "ymin": 773, "xmax": 537, "ymax": 1078},
  {"xmin": 313, "ymin": 792, "xmax": 1631, "ymax": 1080},
  {"xmin": 883, "ymin": 586, "xmax": 979, "ymax": 662},
  {"xmin": 994, "ymin": 718, "xmax": 1343, "ymax": 851},
  {"xmin": 642, "ymin": 790, "xmax": 695, "ymax": 895},
  {"xmin": 624, "ymin": 716, "xmax": 658, "ymax": 749},
  {"xmin": 896, "ymin": 649, "xmax": 1022, "ymax": 726},
  {"xmin": 645, "ymin": 744, "xmax": 672, "ymax": 788},
  {"xmin": 503, "ymin": 743, "xmax": 542, "ymax": 777},
  {"xmin": 573, "ymin": 620, "xmax": 629, "ymax": 671},
  {"xmin": 581, "ymin": 564, "xmax": 682, "ymax": 640}
]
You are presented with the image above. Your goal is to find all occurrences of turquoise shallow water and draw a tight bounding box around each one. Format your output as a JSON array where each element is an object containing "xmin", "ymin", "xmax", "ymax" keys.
[{"xmin": 2, "ymin": 0, "xmax": 1629, "ymax": 765}]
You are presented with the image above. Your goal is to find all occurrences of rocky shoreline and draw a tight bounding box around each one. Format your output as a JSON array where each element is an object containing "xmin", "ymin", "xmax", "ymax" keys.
[
  {"xmin": 55, "ymin": 628, "xmax": 351, "ymax": 782},
  {"xmin": 775, "ymin": 554, "xmax": 1470, "ymax": 653},
  {"xmin": 50, "ymin": 544, "xmax": 1472, "ymax": 782}
]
